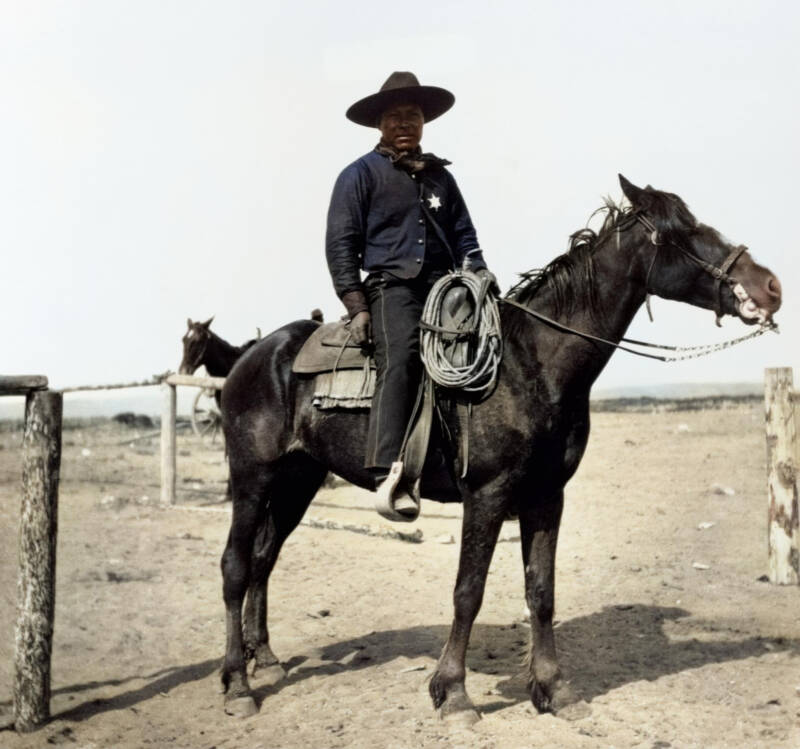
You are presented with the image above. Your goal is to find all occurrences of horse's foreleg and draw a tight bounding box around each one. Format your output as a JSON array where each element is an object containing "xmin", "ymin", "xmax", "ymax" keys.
[
  {"xmin": 519, "ymin": 491, "xmax": 579, "ymax": 714},
  {"xmin": 429, "ymin": 496, "xmax": 505, "ymax": 724}
]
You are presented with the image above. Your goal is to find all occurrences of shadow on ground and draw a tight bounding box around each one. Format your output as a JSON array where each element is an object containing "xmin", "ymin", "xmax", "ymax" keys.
[
  {"xmin": 45, "ymin": 659, "xmax": 220, "ymax": 723},
  {"xmin": 39, "ymin": 604, "xmax": 799, "ymax": 722},
  {"xmin": 256, "ymin": 603, "xmax": 800, "ymax": 707}
]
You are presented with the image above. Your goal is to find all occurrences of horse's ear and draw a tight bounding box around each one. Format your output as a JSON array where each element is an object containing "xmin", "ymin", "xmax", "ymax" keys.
[
  {"xmin": 202, "ymin": 316, "xmax": 214, "ymax": 329},
  {"xmin": 256, "ymin": 327, "xmax": 262, "ymax": 340},
  {"xmin": 618, "ymin": 174, "xmax": 650, "ymax": 210},
  {"xmin": 187, "ymin": 318, "xmax": 193, "ymax": 329}
]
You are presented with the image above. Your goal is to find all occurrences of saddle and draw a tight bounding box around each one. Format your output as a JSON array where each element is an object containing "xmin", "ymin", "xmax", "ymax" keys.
[
  {"xmin": 292, "ymin": 322, "xmax": 374, "ymax": 374},
  {"xmin": 292, "ymin": 322, "xmax": 376, "ymax": 409}
]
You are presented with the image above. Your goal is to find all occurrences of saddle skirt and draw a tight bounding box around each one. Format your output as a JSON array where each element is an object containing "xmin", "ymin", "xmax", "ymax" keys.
[{"xmin": 311, "ymin": 368, "xmax": 376, "ymax": 410}]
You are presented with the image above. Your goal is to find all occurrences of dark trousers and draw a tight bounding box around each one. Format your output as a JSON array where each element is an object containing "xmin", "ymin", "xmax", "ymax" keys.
[{"xmin": 364, "ymin": 272, "xmax": 441, "ymax": 472}]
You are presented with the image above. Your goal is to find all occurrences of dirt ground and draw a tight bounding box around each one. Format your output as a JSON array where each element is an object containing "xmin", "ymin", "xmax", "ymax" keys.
[{"xmin": 1, "ymin": 403, "xmax": 799, "ymax": 749}]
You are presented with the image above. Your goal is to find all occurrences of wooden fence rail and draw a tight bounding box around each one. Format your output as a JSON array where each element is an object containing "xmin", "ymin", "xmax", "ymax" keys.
[
  {"xmin": 0, "ymin": 375, "xmax": 48, "ymax": 395},
  {"xmin": 57, "ymin": 375, "xmax": 167, "ymax": 393}
]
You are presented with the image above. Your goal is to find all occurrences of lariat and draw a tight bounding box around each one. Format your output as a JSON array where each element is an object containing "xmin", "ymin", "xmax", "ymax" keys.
[{"xmin": 419, "ymin": 271, "xmax": 503, "ymax": 394}]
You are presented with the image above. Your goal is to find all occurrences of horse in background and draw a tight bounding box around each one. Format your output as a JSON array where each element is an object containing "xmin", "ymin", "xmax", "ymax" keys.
[{"xmin": 179, "ymin": 317, "xmax": 261, "ymax": 384}]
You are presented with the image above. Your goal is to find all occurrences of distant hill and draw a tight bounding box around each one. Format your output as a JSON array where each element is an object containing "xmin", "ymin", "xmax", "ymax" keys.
[{"xmin": 591, "ymin": 382, "xmax": 762, "ymax": 401}]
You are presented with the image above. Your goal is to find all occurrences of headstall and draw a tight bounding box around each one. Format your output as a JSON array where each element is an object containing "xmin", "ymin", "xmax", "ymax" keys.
[{"xmin": 617, "ymin": 211, "xmax": 749, "ymax": 325}]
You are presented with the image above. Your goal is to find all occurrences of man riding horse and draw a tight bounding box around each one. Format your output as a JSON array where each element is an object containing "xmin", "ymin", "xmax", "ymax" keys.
[{"xmin": 325, "ymin": 71, "xmax": 497, "ymax": 521}]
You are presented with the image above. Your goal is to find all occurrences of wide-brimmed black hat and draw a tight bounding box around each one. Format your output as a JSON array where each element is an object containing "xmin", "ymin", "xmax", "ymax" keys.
[{"xmin": 345, "ymin": 71, "xmax": 455, "ymax": 128}]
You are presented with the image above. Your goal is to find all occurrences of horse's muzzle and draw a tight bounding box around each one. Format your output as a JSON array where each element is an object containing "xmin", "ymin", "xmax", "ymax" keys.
[{"xmin": 732, "ymin": 257, "xmax": 782, "ymax": 325}]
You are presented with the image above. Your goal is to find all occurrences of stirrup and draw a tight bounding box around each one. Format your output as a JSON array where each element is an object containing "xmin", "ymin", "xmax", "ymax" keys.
[{"xmin": 374, "ymin": 462, "xmax": 420, "ymax": 523}]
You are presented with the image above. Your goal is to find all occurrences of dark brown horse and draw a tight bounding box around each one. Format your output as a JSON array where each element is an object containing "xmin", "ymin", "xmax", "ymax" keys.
[
  {"xmin": 179, "ymin": 317, "xmax": 260, "ymax": 380},
  {"xmin": 217, "ymin": 176, "xmax": 782, "ymax": 721}
]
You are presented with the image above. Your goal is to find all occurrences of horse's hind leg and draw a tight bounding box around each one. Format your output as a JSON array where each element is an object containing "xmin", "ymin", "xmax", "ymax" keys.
[
  {"xmin": 242, "ymin": 454, "xmax": 327, "ymax": 683},
  {"xmin": 242, "ymin": 517, "xmax": 284, "ymax": 682},
  {"xmin": 220, "ymin": 468, "xmax": 271, "ymax": 716},
  {"xmin": 429, "ymin": 492, "xmax": 506, "ymax": 725},
  {"xmin": 519, "ymin": 491, "xmax": 582, "ymax": 714}
]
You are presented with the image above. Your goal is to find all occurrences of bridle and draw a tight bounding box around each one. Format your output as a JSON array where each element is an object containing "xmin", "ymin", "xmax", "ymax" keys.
[
  {"xmin": 499, "ymin": 209, "xmax": 777, "ymax": 362},
  {"xmin": 182, "ymin": 328, "xmax": 210, "ymax": 371},
  {"xmin": 618, "ymin": 211, "xmax": 749, "ymax": 326}
]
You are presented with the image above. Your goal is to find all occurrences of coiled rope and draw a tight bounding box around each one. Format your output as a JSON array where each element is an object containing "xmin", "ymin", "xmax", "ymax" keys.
[{"xmin": 419, "ymin": 271, "xmax": 503, "ymax": 395}]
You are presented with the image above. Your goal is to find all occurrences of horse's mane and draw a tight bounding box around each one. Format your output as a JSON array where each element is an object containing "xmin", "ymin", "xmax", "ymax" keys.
[
  {"xmin": 504, "ymin": 187, "xmax": 696, "ymax": 321},
  {"xmin": 506, "ymin": 198, "xmax": 625, "ymax": 315}
]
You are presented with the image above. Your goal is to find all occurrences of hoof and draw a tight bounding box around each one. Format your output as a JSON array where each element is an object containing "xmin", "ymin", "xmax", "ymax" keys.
[
  {"xmin": 252, "ymin": 661, "xmax": 287, "ymax": 687},
  {"xmin": 438, "ymin": 686, "xmax": 480, "ymax": 727},
  {"xmin": 531, "ymin": 678, "xmax": 583, "ymax": 715},
  {"xmin": 224, "ymin": 695, "xmax": 257, "ymax": 718},
  {"xmin": 531, "ymin": 681, "xmax": 550, "ymax": 713}
]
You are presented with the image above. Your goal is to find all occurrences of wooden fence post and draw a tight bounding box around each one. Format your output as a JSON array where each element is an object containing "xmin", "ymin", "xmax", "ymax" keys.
[
  {"xmin": 160, "ymin": 383, "xmax": 176, "ymax": 505},
  {"xmin": 764, "ymin": 367, "xmax": 799, "ymax": 585},
  {"xmin": 13, "ymin": 389, "xmax": 62, "ymax": 731}
]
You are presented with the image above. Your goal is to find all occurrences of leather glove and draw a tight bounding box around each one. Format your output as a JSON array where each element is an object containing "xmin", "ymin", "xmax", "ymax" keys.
[
  {"xmin": 476, "ymin": 268, "xmax": 501, "ymax": 296},
  {"xmin": 349, "ymin": 310, "xmax": 372, "ymax": 346}
]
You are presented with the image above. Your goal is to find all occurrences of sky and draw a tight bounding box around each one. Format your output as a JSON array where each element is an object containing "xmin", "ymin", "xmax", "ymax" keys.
[{"xmin": 1, "ymin": 0, "xmax": 797, "ymax": 394}]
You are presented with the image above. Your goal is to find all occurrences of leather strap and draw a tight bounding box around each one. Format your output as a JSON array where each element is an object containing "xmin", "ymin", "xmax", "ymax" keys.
[{"xmin": 400, "ymin": 375, "xmax": 433, "ymax": 483}]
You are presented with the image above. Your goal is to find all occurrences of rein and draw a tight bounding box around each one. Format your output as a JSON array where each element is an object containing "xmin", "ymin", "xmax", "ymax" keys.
[{"xmin": 499, "ymin": 296, "xmax": 774, "ymax": 362}]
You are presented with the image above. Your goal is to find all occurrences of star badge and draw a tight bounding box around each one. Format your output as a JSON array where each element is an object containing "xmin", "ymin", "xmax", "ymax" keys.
[{"xmin": 427, "ymin": 193, "xmax": 442, "ymax": 211}]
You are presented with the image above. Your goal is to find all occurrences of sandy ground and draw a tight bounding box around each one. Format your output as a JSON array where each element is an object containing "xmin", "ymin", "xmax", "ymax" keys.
[{"xmin": 1, "ymin": 404, "xmax": 799, "ymax": 749}]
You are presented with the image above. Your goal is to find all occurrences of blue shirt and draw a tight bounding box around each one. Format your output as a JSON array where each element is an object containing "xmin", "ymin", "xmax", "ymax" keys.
[{"xmin": 326, "ymin": 149, "xmax": 486, "ymax": 298}]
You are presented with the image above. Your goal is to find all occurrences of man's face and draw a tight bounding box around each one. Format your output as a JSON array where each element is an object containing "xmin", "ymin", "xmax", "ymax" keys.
[{"xmin": 378, "ymin": 102, "xmax": 424, "ymax": 152}]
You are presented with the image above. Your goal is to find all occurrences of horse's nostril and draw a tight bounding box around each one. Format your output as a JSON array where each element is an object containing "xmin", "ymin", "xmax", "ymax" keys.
[{"xmin": 767, "ymin": 276, "xmax": 782, "ymax": 299}]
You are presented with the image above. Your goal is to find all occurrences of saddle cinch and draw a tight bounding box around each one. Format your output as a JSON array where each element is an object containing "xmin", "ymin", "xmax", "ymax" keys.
[{"xmin": 291, "ymin": 285, "xmax": 476, "ymax": 491}]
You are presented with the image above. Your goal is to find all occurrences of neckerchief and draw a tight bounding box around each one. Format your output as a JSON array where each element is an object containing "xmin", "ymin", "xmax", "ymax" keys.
[{"xmin": 375, "ymin": 143, "xmax": 452, "ymax": 174}]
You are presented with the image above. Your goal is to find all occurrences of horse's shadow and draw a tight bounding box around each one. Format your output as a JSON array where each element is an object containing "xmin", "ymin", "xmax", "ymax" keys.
[{"xmin": 254, "ymin": 603, "xmax": 800, "ymax": 708}]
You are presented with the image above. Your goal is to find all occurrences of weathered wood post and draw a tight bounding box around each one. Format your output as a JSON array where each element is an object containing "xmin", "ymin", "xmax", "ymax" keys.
[
  {"xmin": 160, "ymin": 382, "xmax": 176, "ymax": 505},
  {"xmin": 764, "ymin": 367, "xmax": 799, "ymax": 585},
  {"xmin": 13, "ymin": 386, "xmax": 62, "ymax": 731}
]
